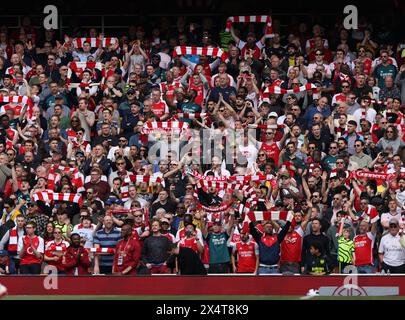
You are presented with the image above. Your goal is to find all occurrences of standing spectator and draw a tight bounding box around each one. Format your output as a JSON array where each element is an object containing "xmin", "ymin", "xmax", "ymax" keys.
[
  {"xmin": 373, "ymin": 50, "xmax": 398, "ymax": 88},
  {"xmin": 169, "ymin": 243, "xmax": 207, "ymax": 275},
  {"xmin": 141, "ymin": 220, "xmax": 172, "ymax": 274},
  {"xmin": 249, "ymin": 211, "xmax": 293, "ymax": 274},
  {"xmin": 202, "ymin": 210, "xmax": 235, "ymax": 274},
  {"xmin": 44, "ymin": 227, "xmax": 69, "ymax": 274},
  {"xmin": 231, "ymin": 225, "xmax": 259, "ymax": 274},
  {"xmin": 63, "ymin": 233, "xmax": 91, "ymax": 275},
  {"xmin": 301, "ymin": 218, "xmax": 330, "ymax": 273},
  {"xmin": 112, "ymin": 224, "xmax": 141, "ymax": 275},
  {"xmin": 379, "ymin": 218, "xmax": 405, "ymax": 273},
  {"xmin": 0, "ymin": 214, "xmax": 25, "ymax": 274},
  {"xmin": 354, "ymin": 219, "xmax": 377, "ymax": 274},
  {"xmin": 93, "ymin": 215, "xmax": 122, "ymax": 275},
  {"xmin": 18, "ymin": 221, "xmax": 44, "ymax": 274}
]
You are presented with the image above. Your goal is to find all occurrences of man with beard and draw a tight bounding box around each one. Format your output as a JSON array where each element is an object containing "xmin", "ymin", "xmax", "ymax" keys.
[
  {"xmin": 231, "ymin": 224, "xmax": 259, "ymax": 274},
  {"xmin": 230, "ymin": 28, "xmax": 266, "ymax": 61},
  {"xmin": 249, "ymin": 211, "xmax": 294, "ymax": 274},
  {"xmin": 63, "ymin": 233, "xmax": 91, "ymax": 275},
  {"xmin": 179, "ymin": 89, "xmax": 202, "ymax": 123},
  {"xmin": 159, "ymin": 70, "xmax": 182, "ymax": 103},
  {"xmin": 112, "ymin": 224, "xmax": 141, "ymax": 275},
  {"xmin": 280, "ymin": 211, "xmax": 310, "ymax": 274}
]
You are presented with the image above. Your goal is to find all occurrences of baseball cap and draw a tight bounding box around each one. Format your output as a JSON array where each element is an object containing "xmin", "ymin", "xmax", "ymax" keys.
[
  {"xmin": 75, "ymin": 150, "xmax": 85, "ymax": 157},
  {"xmin": 127, "ymin": 88, "xmax": 136, "ymax": 95},
  {"xmin": 389, "ymin": 218, "xmax": 399, "ymax": 226},
  {"xmin": 54, "ymin": 94, "xmax": 64, "ymax": 100},
  {"xmin": 0, "ymin": 250, "xmax": 7, "ymax": 256},
  {"xmin": 0, "ymin": 88, "xmax": 9, "ymax": 93},
  {"xmin": 269, "ymin": 112, "xmax": 278, "ymax": 118},
  {"xmin": 160, "ymin": 218, "xmax": 170, "ymax": 224}
]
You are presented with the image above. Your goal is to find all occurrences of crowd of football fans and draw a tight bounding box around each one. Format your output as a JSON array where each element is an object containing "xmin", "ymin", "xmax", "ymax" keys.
[{"xmin": 0, "ymin": 14, "xmax": 405, "ymax": 276}]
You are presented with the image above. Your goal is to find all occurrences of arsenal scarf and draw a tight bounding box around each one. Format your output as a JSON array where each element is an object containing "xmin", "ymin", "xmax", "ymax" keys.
[
  {"xmin": 53, "ymin": 247, "xmax": 115, "ymax": 254},
  {"xmin": 245, "ymin": 210, "xmax": 293, "ymax": 222},
  {"xmin": 32, "ymin": 191, "xmax": 83, "ymax": 207},
  {"xmin": 192, "ymin": 170, "xmax": 273, "ymax": 183},
  {"xmin": 225, "ymin": 15, "xmax": 274, "ymax": 38},
  {"xmin": 141, "ymin": 121, "xmax": 189, "ymax": 134},
  {"xmin": 173, "ymin": 46, "xmax": 229, "ymax": 62},
  {"xmin": 264, "ymin": 83, "xmax": 317, "ymax": 95},
  {"xmin": 71, "ymin": 37, "xmax": 118, "ymax": 48}
]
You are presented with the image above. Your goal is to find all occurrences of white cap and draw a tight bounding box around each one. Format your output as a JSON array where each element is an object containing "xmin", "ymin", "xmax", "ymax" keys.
[{"xmin": 269, "ymin": 112, "xmax": 278, "ymax": 118}]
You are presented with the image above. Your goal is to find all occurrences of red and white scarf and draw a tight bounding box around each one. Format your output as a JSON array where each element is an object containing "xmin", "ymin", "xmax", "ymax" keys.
[
  {"xmin": 225, "ymin": 15, "xmax": 274, "ymax": 38},
  {"xmin": 364, "ymin": 99, "xmax": 388, "ymax": 106},
  {"xmin": 53, "ymin": 246, "xmax": 115, "ymax": 254},
  {"xmin": 32, "ymin": 191, "xmax": 83, "ymax": 207},
  {"xmin": 173, "ymin": 46, "xmax": 229, "ymax": 62},
  {"xmin": 141, "ymin": 121, "xmax": 189, "ymax": 134},
  {"xmin": 192, "ymin": 170, "xmax": 273, "ymax": 183},
  {"xmin": 245, "ymin": 210, "xmax": 290, "ymax": 222},
  {"xmin": 71, "ymin": 37, "xmax": 118, "ymax": 48},
  {"xmin": 264, "ymin": 83, "xmax": 317, "ymax": 95}
]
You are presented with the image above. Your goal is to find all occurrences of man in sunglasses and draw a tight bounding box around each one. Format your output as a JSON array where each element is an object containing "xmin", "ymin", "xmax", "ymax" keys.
[{"xmin": 373, "ymin": 49, "xmax": 398, "ymax": 88}]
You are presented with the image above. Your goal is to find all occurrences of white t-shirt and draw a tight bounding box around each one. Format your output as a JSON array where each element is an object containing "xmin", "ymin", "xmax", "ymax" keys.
[
  {"xmin": 378, "ymin": 233, "xmax": 405, "ymax": 266},
  {"xmin": 352, "ymin": 108, "xmax": 376, "ymax": 127},
  {"xmin": 72, "ymin": 226, "xmax": 95, "ymax": 249}
]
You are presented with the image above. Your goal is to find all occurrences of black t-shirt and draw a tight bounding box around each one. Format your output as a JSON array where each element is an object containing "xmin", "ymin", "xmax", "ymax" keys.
[{"xmin": 177, "ymin": 247, "xmax": 207, "ymax": 275}]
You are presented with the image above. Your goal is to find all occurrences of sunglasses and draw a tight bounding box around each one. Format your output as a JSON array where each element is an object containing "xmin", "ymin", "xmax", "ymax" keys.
[
  {"xmin": 315, "ymin": 53, "xmax": 322, "ymax": 56},
  {"xmin": 119, "ymin": 139, "xmax": 127, "ymax": 142},
  {"xmin": 134, "ymin": 215, "xmax": 143, "ymax": 217},
  {"xmin": 258, "ymin": 154, "xmax": 266, "ymax": 157},
  {"xmin": 389, "ymin": 224, "xmax": 398, "ymax": 228},
  {"xmin": 341, "ymin": 85, "xmax": 350, "ymax": 88},
  {"xmin": 329, "ymin": 147, "xmax": 337, "ymax": 149},
  {"xmin": 266, "ymin": 132, "xmax": 274, "ymax": 135},
  {"xmin": 336, "ymin": 161, "xmax": 344, "ymax": 164}
]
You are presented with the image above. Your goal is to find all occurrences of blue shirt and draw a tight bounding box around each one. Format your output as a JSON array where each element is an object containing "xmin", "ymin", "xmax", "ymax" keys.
[
  {"xmin": 93, "ymin": 228, "xmax": 121, "ymax": 266},
  {"xmin": 304, "ymin": 105, "xmax": 331, "ymax": 129}
]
